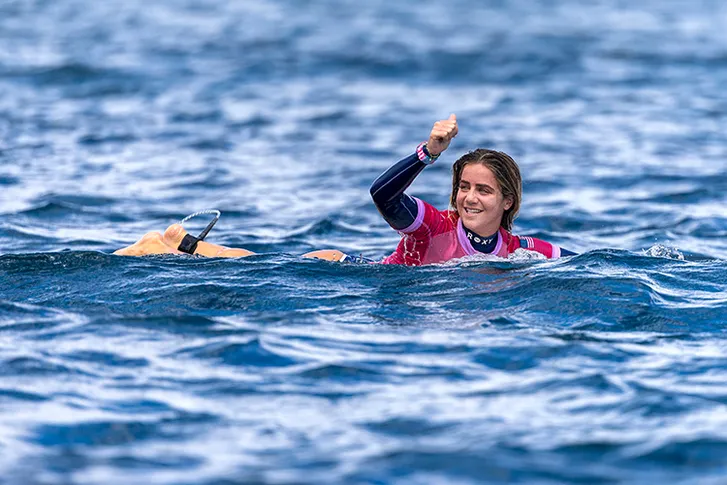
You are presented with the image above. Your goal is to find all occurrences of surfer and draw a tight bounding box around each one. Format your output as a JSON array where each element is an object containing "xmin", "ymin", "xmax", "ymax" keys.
[
  {"xmin": 369, "ymin": 114, "xmax": 575, "ymax": 265},
  {"xmin": 115, "ymin": 114, "xmax": 574, "ymax": 263}
]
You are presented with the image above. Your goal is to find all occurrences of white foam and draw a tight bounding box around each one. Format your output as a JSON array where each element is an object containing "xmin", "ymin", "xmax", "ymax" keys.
[{"xmin": 643, "ymin": 244, "xmax": 685, "ymax": 261}]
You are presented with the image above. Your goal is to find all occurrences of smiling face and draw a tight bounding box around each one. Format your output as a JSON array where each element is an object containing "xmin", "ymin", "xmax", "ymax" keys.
[
  {"xmin": 455, "ymin": 163, "xmax": 514, "ymax": 236},
  {"xmin": 450, "ymin": 149, "xmax": 522, "ymax": 233}
]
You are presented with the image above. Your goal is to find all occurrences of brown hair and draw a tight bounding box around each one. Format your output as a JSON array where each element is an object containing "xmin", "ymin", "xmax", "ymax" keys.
[{"xmin": 449, "ymin": 149, "xmax": 522, "ymax": 231}]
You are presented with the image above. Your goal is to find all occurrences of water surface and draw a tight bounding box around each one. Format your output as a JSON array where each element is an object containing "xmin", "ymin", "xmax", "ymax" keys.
[{"xmin": 1, "ymin": 0, "xmax": 727, "ymax": 483}]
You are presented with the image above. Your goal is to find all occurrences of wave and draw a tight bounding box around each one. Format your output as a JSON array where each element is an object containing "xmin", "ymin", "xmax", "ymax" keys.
[{"xmin": 0, "ymin": 250, "xmax": 723, "ymax": 332}]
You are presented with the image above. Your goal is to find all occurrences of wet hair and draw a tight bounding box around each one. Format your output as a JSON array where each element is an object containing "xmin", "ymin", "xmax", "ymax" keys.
[{"xmin": 449, "ymin": 149, "xmax": 522, "ymax": 231}]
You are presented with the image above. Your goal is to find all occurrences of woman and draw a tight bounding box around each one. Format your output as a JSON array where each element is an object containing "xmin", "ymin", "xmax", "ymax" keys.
[{"xmin": 370, "ymin": 114, "xmax": 575, "ymax": 265}]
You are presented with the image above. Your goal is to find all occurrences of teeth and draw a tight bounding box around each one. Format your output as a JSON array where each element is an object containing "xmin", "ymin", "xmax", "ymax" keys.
[{"xmin": 465, "ymin": 208, "xmax": 482, "ymax": 214}]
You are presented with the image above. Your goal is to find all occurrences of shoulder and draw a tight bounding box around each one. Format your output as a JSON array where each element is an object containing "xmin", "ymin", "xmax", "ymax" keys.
[
  {"xmin": 401, "ymin": 198, "xmax": 455, "ymax": 236},
  {"xmin": 426, "ymin": 203, "xmax": 457, "ymax": 231},
  {"xmin": 500, "ymin": 228, "xmax": 521, "ymax": 252},
  {"xmin": 507, "ymin": 230, "xmax": 564, "ymax": 259},
  {"xmin": 416, "ymin": 199, "xmax": 455, "ymax": 222}
]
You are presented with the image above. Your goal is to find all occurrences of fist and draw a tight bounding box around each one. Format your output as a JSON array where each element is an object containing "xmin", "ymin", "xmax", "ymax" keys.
[{"xmin": 427, "ymin": 114, "xmax": 458, "ymax": 156}]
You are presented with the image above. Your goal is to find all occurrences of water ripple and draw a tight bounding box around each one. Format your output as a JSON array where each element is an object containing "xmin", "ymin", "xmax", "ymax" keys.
[{"xmin": 2, "ymin": 0, "xmax": 727, "ymax": 483}]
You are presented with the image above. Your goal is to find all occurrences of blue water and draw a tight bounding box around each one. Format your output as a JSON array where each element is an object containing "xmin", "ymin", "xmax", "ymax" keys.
[{"xmin": 2, "ymin": 0, "xmax": 727, "ymax": 483}]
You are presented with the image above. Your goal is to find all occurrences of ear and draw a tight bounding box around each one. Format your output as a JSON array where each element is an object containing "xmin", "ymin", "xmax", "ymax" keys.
[{"xmin": 503, "ymin": 196, "xmax": 514, "ymax": 211}]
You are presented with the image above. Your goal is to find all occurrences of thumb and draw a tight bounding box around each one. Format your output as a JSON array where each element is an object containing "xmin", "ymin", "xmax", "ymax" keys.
[{"xmin": 449, "ymin": 113, "xmax": 457, "ymax": 122}]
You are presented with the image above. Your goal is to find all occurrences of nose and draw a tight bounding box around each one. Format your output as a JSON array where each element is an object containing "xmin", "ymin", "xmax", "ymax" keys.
[{"xmin": 465, "ymin": 189, "xmax": 478, "ymax": 205}]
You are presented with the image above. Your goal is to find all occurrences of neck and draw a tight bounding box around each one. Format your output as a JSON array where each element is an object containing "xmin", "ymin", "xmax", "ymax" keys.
[{"xmin": 462, "ymin": 225, "xmax": 499, "ymax": 253}]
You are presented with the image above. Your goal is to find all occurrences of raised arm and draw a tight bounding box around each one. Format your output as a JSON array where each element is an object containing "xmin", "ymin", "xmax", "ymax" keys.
[{"xmin": 370, "ymin": 114, "xmax": 458, "ymax": 230}]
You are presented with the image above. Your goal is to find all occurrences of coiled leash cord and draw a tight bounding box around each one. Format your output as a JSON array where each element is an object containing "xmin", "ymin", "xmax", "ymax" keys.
[{"xmin": 177, "ymin": 209, "xmax": 221, "ymax": 254}]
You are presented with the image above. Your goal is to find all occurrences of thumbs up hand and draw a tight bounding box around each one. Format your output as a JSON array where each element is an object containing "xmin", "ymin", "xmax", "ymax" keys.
[{"xmin": 426, "ymin": 114, "xmax": 458, "ymax": 156}]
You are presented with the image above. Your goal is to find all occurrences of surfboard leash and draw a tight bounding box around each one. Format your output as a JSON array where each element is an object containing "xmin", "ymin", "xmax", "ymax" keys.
[{"xmin": 177, "ymin": 209, "xmax": 221, "ymax": 254}]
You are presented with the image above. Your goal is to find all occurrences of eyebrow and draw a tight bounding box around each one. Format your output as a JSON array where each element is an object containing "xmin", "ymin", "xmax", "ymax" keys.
[{"xmin": 460, "ymin": 180, "xmax": 495, "ymax": 191}]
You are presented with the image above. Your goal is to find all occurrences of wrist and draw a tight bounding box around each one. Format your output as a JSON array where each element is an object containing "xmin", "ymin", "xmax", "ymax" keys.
[
  {"xmin": 416, "ymin": 142, "xmax": 440, "ymax": 165},
  {"xmin": 424, "ymin": 142, "xmax": 442, "ymax": 157}
]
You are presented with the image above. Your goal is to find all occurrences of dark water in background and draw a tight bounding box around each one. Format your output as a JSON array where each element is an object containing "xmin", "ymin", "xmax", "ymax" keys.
[{"xmin": 1, "ymin": 0, "xmax": 727, "ymax": 483}]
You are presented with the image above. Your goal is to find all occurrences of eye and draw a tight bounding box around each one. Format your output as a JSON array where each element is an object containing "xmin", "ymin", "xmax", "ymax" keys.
[{"xmin": 459, "ymin": 183, "xmax": 469, "ymax": 190}]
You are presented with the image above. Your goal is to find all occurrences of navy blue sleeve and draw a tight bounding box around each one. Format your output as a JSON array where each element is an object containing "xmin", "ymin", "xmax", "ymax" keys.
[
  {"xmin": 370, "ymin": 153, "xmax": 426, "ymax": 230},
  {"xmin": 560, "ymin": 248, "xmax": 577, "ymax": 256}
]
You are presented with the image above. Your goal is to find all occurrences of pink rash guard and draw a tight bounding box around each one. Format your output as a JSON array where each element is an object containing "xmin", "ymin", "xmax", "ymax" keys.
[{"xmin": 381, "ymin": 198, "xmax": 564, "ymax": 266}]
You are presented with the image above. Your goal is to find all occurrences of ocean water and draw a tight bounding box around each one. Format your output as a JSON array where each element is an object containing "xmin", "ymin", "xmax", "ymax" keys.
[{"xmin": 1, "ymin": 0, "xmax": 727, "ymax": 483}]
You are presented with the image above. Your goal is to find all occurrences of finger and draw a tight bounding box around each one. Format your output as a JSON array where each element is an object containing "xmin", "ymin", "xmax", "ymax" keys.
[
  {"xmin": 434, "ymin": 123, "xmax": 456, "ymax": 134},
  {"xmin": 430, "ymin": 130, "xmax": 450, "ymax": 140},
  {"xmin": 449, "ymin": 113, "xmax": 457, "ymax": 122},
  {"xmin": 434, "ymin": 120, "xmax": 455, "ymax": 130},
  {"xmin": 439, "ymin": 127, "xmax": 456, "ymax": 139},
  {"xmin": 433, "ymin": 121, "xmax": 450, "ymax": 130}
]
